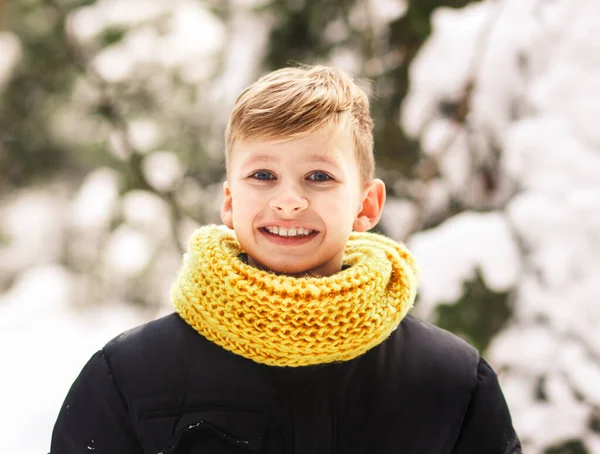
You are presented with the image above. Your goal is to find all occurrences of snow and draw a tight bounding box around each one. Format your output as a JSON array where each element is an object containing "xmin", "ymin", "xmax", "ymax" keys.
[
  {"xmin": 122, "ymin": 190, "xmax": 171, "ymax": 235},
  {"xmin": 435, "ymin": 129, "xmax": 471, "ymax": 194},
  {"xmin": 141, "ymin": 150, "xmax": 185, "ymax": 192},
  {"xmin": 0, "ymin": 189, "xmax": 67, "ymax": 277},
  {"xmin": 329, "ymin": 48, "xmax": 362, "ymax": 77},
  {"xmin": 0, "ymin": 263, "xmax": 150, "ymax": 453},
  {"xmin": 487, "ymin": 329, "xmax": 599, "ymax": 449},
  {"xmin": 127, "ymin": 118, "xmax": 162, "ymax": 153},
  {"xmin": 380, "ymin": 198, "xmax": 419, "ymax": 241},
  {"xmin": 349, "ymin": 0, "xmax": 407, "ymax": 36},
  {"xmin": 487, "ymin": 325, "xmax": 559, "ymax": 376},
  {"xmin": 559, "ymin": 343, "xmax": 600, "ymax": 407},
  {"xmin": 162, "ymin": 3, "xmax": 224, "ymax": 66},
  {"xmin": 401, "ymin": 3, "xmax": 490, "ymax": 138},
  {"xmin": 369, "ymin": 0, "xmax": 407, "ymax": 24},
  {"xmin": 78, "ymin": 0, "xmax": 225, "ymax": 83},
  {"xmin": 68, "ymin": 0, "xmax": 173, "ymax": 42},
  {"xmin": 209, "ymin": 3, "xmax": 272, "ymax": 120},
  {"xmin": 516, "ymin": 373, "xmax": 590, "ymax": 447},
  {"xmin": 0, "ymin": 32, "xmax": 22, "ymax": 91},
  {"xmin": 503, "ymin": 117, "xmax": 600, "ymax": 192},
  {"xmin": 401, "ymin": 0, "xmax": 600, "ymax": 451},
  {"xmin": 0, "ymin": 184, "xmax": 165, "ymax": 452},
  {"xmin": 408, "ymin": 211, "xmax": 520, "ymax": 318},
  {"xmin": 101, "ymin": 225, "xmax": 153, "ymax": 277},
  {"xmin": 3, "ymin": 1, "xmax": 245, "ymax": 452},
  {"xmin": 70, "ymin": 168, "xmax": 121, "ymax": 231}
]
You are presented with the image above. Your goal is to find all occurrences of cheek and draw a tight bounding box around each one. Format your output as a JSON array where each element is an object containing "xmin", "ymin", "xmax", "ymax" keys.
[
  {"xmin": 317, "ymin": 193, "xmax": 356, "ymax": 222},
  {"xmin": 231, "ymin": 190, "xmax": 263, "ymax": 222}
]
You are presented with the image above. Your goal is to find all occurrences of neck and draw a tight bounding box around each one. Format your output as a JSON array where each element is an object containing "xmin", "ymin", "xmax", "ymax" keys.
[{"xmin": 246, "ymin": 255, "xmax": 344, "ymax": 278}]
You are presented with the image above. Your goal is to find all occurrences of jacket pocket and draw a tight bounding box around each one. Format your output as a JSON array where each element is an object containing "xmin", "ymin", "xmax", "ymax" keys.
[{"xmin": 168, "ymin": 408, "xmax": 268, "ymax": 454}]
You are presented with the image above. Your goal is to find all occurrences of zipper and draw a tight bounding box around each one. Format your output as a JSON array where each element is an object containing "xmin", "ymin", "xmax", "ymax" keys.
[
  {"xmin": 285, "ymin": 391, "xmax": 295, "ymax": 454},
  {"xmin": 328, "ymin": 377, "xmax": 338, "ymax": 454}
]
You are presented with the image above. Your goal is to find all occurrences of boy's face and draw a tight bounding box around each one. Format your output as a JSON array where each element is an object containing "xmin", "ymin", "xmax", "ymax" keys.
[{"xmin": 221, "ymin": 126, "xmax": 385, "ymax": 277}]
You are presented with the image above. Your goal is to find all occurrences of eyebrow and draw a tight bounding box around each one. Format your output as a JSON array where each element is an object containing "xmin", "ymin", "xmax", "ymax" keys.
[{"xmin": 242, "ymin": 154, "xmax": 339, "ymax": 166}]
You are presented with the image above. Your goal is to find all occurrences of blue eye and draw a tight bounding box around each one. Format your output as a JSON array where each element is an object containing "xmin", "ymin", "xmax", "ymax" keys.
[
  {"xmin": 307, "ymin": 171, "xmax": 333, "ymax": 182},
  {"xmin": 250, "ymin": 170, "xmax": 275, "ymax": 180}
]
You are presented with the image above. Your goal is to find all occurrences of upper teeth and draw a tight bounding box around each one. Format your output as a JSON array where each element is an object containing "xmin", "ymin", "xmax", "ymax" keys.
[{"xmin": 264, "ymin": 226, "xmax": 314, "ymax": 237}]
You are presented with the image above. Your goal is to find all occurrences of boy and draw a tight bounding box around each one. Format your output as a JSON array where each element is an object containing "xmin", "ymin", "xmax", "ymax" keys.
[{"xmin": 51, "ymin": 66, "xmax": 522, "ymax": 453}]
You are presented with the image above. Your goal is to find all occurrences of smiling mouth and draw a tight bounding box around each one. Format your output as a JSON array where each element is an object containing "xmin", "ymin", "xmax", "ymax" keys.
[{"xmin": 259, "ymin": 226, "xmax": 318, "ymax": 238}]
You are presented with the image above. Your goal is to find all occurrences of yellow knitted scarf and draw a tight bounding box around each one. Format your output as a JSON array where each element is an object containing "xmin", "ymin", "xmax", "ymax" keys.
[{"xmin": 171, "ymin": 225, "xmax": 419, "ymax": 367}]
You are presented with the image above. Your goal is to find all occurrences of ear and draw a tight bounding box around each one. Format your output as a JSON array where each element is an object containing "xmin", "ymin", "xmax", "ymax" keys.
[
  {"xmin": 220, "ymin": 181, "xmax": 234, "ymax": 229},
  {"xmin": 353, "ymin": 178, "xmax": 386, "ymax": 232}
]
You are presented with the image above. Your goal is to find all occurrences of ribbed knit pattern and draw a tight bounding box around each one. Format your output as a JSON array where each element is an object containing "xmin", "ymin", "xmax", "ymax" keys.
[{"xmin": 171, "ymin": 225, "xmax": 419, "ymax": 367}]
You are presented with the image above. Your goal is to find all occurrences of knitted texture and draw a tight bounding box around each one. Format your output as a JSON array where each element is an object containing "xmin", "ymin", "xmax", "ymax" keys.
[{"xmin": 171, "ymin": 225, "xmax": 419, "ymax": 367}]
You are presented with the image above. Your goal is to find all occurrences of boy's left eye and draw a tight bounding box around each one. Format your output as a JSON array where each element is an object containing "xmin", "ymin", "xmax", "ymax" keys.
[{"xmin": 307, "ymin": 171, "xmax": 333, "ymax": 182}]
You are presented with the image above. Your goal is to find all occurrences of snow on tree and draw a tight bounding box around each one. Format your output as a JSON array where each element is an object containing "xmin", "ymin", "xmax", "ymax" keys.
[{"xmin": 400, "ymin": 1, "xmax": 600, "ymax": 452}]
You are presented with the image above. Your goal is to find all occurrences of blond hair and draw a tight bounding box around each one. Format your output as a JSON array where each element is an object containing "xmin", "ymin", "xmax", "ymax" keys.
[{"xmin": 225, "ymin": 65, "xmax": 375, "ymax": 184}]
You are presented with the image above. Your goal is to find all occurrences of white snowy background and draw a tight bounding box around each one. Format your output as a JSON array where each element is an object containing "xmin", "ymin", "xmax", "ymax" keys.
[
  {"xmin": 1, "ymin": 0, "xmax": 599, "ymax": 453},
  {"xmin": 402, "ymin": 1, "xmax": 600, "ymax": 452}
]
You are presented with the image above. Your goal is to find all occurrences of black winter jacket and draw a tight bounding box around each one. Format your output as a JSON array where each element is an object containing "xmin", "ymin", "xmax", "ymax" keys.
[{"xmin": 50, "ymin": 313, "xmax": 522, "ymax": 454}]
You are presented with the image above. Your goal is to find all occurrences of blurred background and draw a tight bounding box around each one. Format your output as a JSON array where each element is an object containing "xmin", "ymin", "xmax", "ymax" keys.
[{"xmin": 1, "ymin": 0, "xmax": 599, "ymax": 452}]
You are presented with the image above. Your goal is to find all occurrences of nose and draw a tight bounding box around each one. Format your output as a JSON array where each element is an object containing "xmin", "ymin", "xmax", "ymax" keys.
[{"xmin": 269, "ymin": 186, "xmax": 308, "ymax": 215}]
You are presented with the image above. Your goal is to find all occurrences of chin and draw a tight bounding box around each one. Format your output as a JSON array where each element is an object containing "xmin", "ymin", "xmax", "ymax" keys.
[
  {"xmin": 267, "ymin": 263, "xmax": 312, "ymax": 276},
  {"xmin": 256, "ymin": 258, "xmax": 317, "ymax": 277}
]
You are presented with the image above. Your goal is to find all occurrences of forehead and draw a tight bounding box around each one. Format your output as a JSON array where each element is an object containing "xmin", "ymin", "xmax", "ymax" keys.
[{"xmin": 230, "ymin": 126, "xmax": 355, "ymax": 166}]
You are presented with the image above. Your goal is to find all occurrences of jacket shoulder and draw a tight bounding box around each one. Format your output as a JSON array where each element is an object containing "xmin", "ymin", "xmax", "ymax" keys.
[
  {"xmin": 101, "ymin": 313, "xmax": 264, "ymax": 400},
  {"xmin": 384, "ymin": 314, "xmax": 481, "ymax": 388},
  {"xmin": 101, "ymin": 314, "xmax": 216, "ymax": 399},
  {"xmin": 398, "ymin": 314, "xmax": 479, "ymax": 358},
  {"xmin": 104, "ymin": 312, "xmax": 189, "ymax": 353},
  {"xmin": 103, "ymin": 313, "xmax": 196, "ymax": 369}
]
